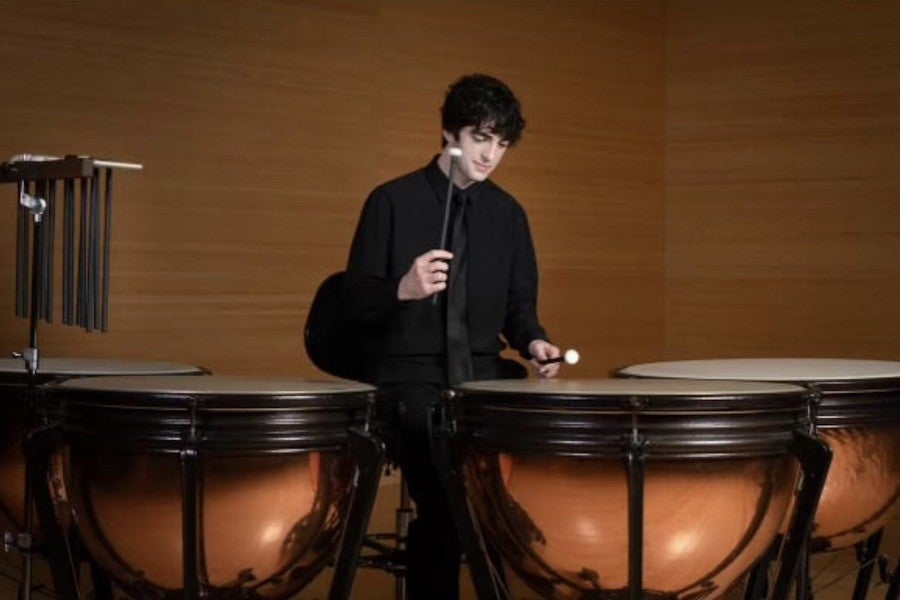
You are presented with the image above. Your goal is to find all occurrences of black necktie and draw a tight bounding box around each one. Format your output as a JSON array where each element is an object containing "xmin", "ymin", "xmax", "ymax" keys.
[{"xmin": 446, "ymin": 192, "xmax": 473, "ymax": 384}]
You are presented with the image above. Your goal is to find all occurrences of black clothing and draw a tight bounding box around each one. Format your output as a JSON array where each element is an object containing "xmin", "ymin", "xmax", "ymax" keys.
[
  {"xmin": 445, "ymin": 192, "xmax": 472, "ymax": 384},
  {"xmin": 344, "ymin": 157, "xmax": 546, "ymax": 385},
  {"xmin": 376, "ymin": 383, "xmax": 461, "ymax": 600},
  {"xmin": 344, "ymin": 157, "xmax": 547, "ymax": 599}
]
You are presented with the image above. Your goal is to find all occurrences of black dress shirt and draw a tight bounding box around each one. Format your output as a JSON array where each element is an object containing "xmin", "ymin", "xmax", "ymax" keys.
[{"xmin": 344, "ymin": 157, "xmax": 547, "ymax": 384}]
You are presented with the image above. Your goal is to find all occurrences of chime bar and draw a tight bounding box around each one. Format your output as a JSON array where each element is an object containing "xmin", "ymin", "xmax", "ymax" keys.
[
  {"xmin": 4, "ymin": 154, "xmax": 141, "ymax": 332},
  {"xmin": 63, "ymin": 179, "xmax": 75, "ymax": 325},
  {"xmin": 102, "ymin": 169, "xmax": 113, "ymax": 332}
]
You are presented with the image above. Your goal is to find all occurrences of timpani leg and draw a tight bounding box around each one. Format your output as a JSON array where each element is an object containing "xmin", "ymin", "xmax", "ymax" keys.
[
  {"xmin": 851, "ymin": 530, "xmax": 884, "ymax": 600},
  {"xmin": 743, "ymin": 538, "xmax": 780, "ymax": 600},
  {"xmin": 329, "ymin": 427, "xmax": 385, "ymax": 600},
  {"xmin": 88, "ymin": 557, "xmax": 113, "ymax": 600},
  {"xmin": 24, "ymin": 424, "xmax": 79, "ymax": 600},
  {"xmin": 434, "ymin": 403, "xmax": 502, "ymax": 600},
  {"xmin": 884, "ymin": 558, "xmax": 899, "ymax": 600},
  {"xmin": 625, "ymin": 435, "xmax": 647, "ymax": 600},
  {"xmin": 771, "ymin": 429, "xmax": 832, "ymax": 600},
  {"xmin": 179, "ymin": 448, "xmax": 199, "ymax": 599},
  {"xmin": 795, "ymin": 542, "xmax": 811, "ymax": 600}
]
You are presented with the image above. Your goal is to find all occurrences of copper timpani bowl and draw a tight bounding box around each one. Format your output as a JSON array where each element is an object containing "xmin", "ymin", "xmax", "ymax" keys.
[
  {"xmin": 451, "ymin": 378, "xmax": 808, "ymax": 600},
  {"xmin": 52, "ymin": 375, "xmax": 374, "ymax": 599},
  {"xmin": 0, "ymin": 358, "xmax": 205, "ymax": 536},
  {"xmin": 618, "ymin": 359, "xmax": 900, "ymax": 552}
]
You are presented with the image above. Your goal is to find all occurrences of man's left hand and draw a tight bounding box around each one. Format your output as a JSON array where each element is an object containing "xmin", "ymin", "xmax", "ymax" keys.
[{"xmin": 528, "ymin": 339, "xmax": 561, "ymax": 378}]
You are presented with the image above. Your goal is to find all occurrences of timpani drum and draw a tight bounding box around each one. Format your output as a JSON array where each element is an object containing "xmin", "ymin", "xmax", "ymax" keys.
[
  {"xmin": 618, "ymin": 359, "xmax": 900, "ymax": 552},
  {"xmin": 51, "ymin": 375, "xmax": 374, "ymax": 599},
  {"xmin": 0, "ymin": 358, "xmax": 205, "ymax": 535},
  {"xmin": 450, "ymin": 378, "xmax": 812, "ymax": 600}
]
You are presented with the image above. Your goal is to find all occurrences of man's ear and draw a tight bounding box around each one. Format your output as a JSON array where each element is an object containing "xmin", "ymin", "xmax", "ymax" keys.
[{"xmin": 442, "ymin": 130, "xmax": 457, "ymax": 145}]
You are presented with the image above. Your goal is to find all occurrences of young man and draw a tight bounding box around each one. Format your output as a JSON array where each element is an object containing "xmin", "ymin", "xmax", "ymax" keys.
[{"xmin": 344, "ymin": 74, "xmax": 559, "ymax": 598}]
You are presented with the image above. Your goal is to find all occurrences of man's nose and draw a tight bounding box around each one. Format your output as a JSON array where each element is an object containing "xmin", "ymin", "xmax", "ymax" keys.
[{"xmin": 482, "ymin": 142, "xmax": 498, "ymax": 161}]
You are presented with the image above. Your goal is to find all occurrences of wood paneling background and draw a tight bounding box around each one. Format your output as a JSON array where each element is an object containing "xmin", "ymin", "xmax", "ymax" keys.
[
  {"xmin": 0, "ymin": 1, "xmax": 665, "ymax": 378},
  {"xmin": 665, "ymin": 0, "xmax": 900, "ymax": 360}
]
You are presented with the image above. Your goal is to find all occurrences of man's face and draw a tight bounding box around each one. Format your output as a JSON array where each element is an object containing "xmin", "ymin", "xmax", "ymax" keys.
[{"xmin": 444, "ymin": 124, "xmax": 510, "ymax": 187}]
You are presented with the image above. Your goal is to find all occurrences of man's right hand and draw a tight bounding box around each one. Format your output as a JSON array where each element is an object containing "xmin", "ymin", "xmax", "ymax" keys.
[{"xmin": 397, "ymin": 249, "xmax": 454, "ymax": 301}]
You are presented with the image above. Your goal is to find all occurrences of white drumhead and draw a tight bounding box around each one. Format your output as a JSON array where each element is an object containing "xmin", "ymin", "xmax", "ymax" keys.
[
  {"xmin": 619, "ymin": 358, "xmax": 900, "ymax": 382},
  {"xmin": 456, "ymin": 378, "xmax": 802, "ymax": 396},
  {"xmin": 0, "ymin": 358, "xmax": 204, "ymax": 376},
  {"xmin": 59, "ymin": 375, "xmax": 374, "ymax": 395}
]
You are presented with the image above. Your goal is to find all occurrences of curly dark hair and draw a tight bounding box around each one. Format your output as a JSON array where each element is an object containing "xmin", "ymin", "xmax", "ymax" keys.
[{"xmin": 440, "ymin": 74, "xmax": 526, "ymax": 147}]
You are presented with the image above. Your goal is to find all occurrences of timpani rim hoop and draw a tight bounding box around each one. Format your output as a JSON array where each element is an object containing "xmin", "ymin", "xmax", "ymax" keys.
[
  {"xmin": 451, "ymin": 378, "xmax": 808, "ymax": 460},
  {"xmin": 56, "ymin": 375, "xmax": 375, "ymax": 454},
  {"xmin": 617, "ymin": 358, "xmax": 900, "ymax": 428}
]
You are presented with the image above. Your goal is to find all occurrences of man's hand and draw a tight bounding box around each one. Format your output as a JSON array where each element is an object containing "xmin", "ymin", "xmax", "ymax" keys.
[
  {"xmin": 528, "ymin": 339, "xmax": 561, "ymax": 378},
  {"xmin": 397, "ymin": 249, "xmax": 454, "ymax": 301}
]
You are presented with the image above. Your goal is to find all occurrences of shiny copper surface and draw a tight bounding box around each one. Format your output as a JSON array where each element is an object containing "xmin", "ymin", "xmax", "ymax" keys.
[
  {"xmin": 466, "ymin": 453, "xmax": 796, "ymax": 599},
  {"xmin": 812, "ymin": 426, "xmax": 900, "ymax": 550},
  {"xmin": 62, "ymin": 450, "xmax": 352, "ymax": 598},
  {"xmin": 617, "ymin": 359, "xmax": 900, "ymax": 555}
]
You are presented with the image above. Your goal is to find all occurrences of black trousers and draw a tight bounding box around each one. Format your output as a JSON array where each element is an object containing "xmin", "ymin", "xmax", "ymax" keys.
[{"xmin": 377, "ymin": 382, "xmax": 461, "ymax": 600}]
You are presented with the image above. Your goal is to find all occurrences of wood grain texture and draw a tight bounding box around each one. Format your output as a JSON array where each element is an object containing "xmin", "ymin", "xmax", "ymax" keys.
[
  {"xmin": 0, "ymin": 0, "xmax": 664, "ymax": 380},
  {"xmin": 664, "ymin": 0, "xmax": 900, "ymax": 362}
]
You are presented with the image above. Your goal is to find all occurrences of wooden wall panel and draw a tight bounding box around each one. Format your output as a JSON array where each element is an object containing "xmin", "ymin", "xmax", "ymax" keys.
[
  {"xmin": 0, "ymin": 1, "xmax": 664, "ymax": 379},
  {"xmin": 665, "ymin": 0, "xmax": 900, "ymax": 361}
]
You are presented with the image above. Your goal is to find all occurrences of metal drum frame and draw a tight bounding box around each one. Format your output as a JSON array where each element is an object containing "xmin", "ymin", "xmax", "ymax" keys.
[
  {"xmin": 1, "ymin": 359, "xmax": 206, "ymax": 600},
  {"xmin": 27, "ymin": 375, "xmax": 384, "ymax": 600},
  {"xmin": 439, "ymin": 380, "xmax": 832, "ymax": 600}
]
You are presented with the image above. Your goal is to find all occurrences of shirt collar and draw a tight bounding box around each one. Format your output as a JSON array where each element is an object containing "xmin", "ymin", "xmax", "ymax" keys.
[{"xmin": 424, "ymin": 155, "xmax": 482, "ymax": 205}]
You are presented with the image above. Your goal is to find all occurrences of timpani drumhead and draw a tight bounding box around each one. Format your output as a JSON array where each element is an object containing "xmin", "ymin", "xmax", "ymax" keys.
[
  {"xmin": 0, "ymin": 357, "xmax": 206, "ymax": 383},
  {"xmin": 618, "ymin": 358, "xmax": 900, "ymax": 383},
  {"xmin": 54, "ymin": 375, "xmax": 373, "ymax": 598},
  {"xmin": 619, "ymin": 359, "xmax": 900, "ymax": 552},
  {"xmin": 452, "ymin": 378, "xmax": 807, "ymax": 599}
]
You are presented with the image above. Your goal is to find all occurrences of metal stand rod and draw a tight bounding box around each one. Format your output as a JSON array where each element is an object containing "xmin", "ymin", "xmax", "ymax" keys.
[
  {"xmin": 329, "ymin": 427, "xmax": 386, "ymax": 600},
  {"xmin": 770, "ymin": 429, "xmax": 832, "ymax": 600},
  {"xmin": 795, "ymin": 541, "xmax": 810, "ymax": 600},
  {"xmin": 434, "ymin": 403, "xmax": 501, "ymax": 600},
  {"xmin": 625, "ymin": 435, "xmax": 646, "ymax": 600},
  {"xmin": 851, "ymin": 530, "xmax": 884, "ymax": 600},
  {"xmin": 17, "ymin": 193, "xmax": 48, "ymax": 600}
]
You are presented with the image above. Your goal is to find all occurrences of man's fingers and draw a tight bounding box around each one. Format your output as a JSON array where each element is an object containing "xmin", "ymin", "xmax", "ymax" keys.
[{"xmin": 427, "ymin": 249, "xmax": 454, "ymax": 259}]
